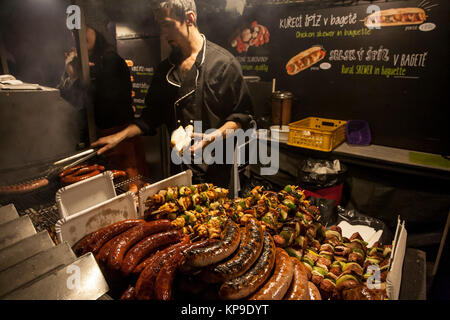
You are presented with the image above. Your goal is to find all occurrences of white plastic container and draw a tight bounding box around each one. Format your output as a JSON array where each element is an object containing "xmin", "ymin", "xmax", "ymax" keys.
[
  {"xmin": 55, "ymin": 191, "xmax": 137, "ymax": 247},
  {"xmin": 138, "ymin": 170, "xmax": 193, "ymax": 218},
  {"xmin": 56, "ymin": 171, "xmax": 116, "ymax": 219}
]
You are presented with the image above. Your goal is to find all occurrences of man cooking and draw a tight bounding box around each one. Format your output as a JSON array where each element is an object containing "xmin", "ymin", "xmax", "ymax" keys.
[{"xmin": 92, "ymin": 0, "xmax": 254, "ymax": 188}]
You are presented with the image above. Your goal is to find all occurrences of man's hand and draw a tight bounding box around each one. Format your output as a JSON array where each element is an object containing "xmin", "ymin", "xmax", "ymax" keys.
[
  {"xmin": 189, "ymin": 132, "xmax": 217, "ymax": 155},
  {"xmin": 91, "ymin": 124, "xmax": 143, "ymax": 155},
  {"xmin": 189, "ymin": 121, "xmax": 241, "ymax": 155},
  {"xmin": 91, "ymin": 132, "xmax": 125, "ymax": 155}
]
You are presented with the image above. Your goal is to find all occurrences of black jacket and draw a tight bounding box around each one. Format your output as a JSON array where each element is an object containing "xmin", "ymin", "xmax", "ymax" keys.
[
  {"xmin": 90, "ymin": 51, "xmax": 134, "ymax": 129},
  {"xmin": 134, "ymin": 36, "xmax": 253, "ymax": 135},
  {"xmin": 134, "ymin": 37, "xmax": 254, "ymax": 187}
]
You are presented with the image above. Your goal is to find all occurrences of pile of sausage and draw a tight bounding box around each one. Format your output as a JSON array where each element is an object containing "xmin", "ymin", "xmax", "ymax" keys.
[
  {"xmin": 190, "ymin": 218, "xmax": 321, "ymax": 300},
  {"xmin": 73, "ymin": 217, "xmax": 321, "ymax": 300},
  {"xmin": 0, "ymin": 165, "xmax": 127, "ymax": 195},
  {"xmin": 74, "ymin": 219, "xmax": 213, "ymax": 300}
]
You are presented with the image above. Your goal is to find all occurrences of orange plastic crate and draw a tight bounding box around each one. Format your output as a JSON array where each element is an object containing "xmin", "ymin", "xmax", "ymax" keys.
[{"xmin": 287, "ymin": 117, "xmax": 347, "ymax": 152}]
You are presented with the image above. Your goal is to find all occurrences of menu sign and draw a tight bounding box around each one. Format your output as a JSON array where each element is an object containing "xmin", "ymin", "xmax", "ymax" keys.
[
  {"xmin": 206, "ymin": 0, "xmax": 448, "ymax": 153},
  {"xmin": 276, "ymin": 5, "xmax": 431, "ymax": 80},
  {"xmin": 117, "ymin": 36, "xmax": 160, "ymax": 118}
]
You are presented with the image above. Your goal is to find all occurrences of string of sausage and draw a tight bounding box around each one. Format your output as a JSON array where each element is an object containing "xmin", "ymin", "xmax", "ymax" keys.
[
  {"xmin": 60, "ymin": 165, "xmax": 105, "ymax": 184},
  {"xmin": 0, "ymin": 178, "xmax": 49, "ymax": 195}
]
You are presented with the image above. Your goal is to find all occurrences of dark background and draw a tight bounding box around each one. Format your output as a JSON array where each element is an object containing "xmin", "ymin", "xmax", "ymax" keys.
[
  {"xmin": 201, "ymin": 0, "xmax": 449, "ymax": 156},
  {"xmin": 2, "ymin": 0, "xmax": 447, "ymax": 157},
  {"xmin": 0, "ymin": 0, "xmax": 73, "ymax": 87}
]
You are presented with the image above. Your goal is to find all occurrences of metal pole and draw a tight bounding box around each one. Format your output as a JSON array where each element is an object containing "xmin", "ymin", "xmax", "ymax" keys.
[
  {"xmin": 73, "ymin": 0, "xmax": 97, "ymax": 144},
  {"xmin": 432, "ymin": 210, "xmax": 450, "ymax": 277},
  {"xmin": 0, "ymin": 33, "xmax": 9, "ymax": 74}
]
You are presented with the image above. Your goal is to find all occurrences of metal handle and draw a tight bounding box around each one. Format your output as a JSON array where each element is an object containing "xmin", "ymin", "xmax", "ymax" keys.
[
  {"xmin": 60, "ymin": 150, "xmax": 99, "ymax": 172},
  {"xmin": 53, "ymin": 149, "xmax": 96, "ymax": 166}
]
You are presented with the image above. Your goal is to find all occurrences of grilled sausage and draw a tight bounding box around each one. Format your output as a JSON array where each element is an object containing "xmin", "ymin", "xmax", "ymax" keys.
[
  {"xmin": 284, "ymin": 257, "xmax": 310, "ymax": 300},
  {"xmin": 182, "ymin": 238, "xmax": 220, "ymax": 256},
  {"xmin": 71, "ymin": 165, "xmax": 105, "ymax": 175},
  {"xmin": 128, "ymin": 183, "xmax": 139, "ymax": 194},
  {"xmin": 120, "ymin": 285, "xmax": 136, "ymax": 300},
  {"xmin": 199, "ymin": 228, "xmax": 246, "ymax": 282},
  {"xmin": 132, "ymin": 236, "xmax": 191, "ymax": 276},
  {"xmin": 58, "ymin": 164, "xmax": 89, "ymax": 178},
  {"xmin": 154, "ymin": 247, "xmax": 186, "ymax": 300},
  {"xmin": 308, "ymin": 281, "xmax": 322, "ymax": 300},
  {"xmin": 186, "ymin": 219, "xmax": 241, "ymax": 268},
  {"xmin": 73, "ymin": 219, "xmax": 146, "ymax": 256},
  {"xmin": 111, "ymin": 170, "xmax": 127, "ymax": 179},
  {"xmin": 135, "ymin": 239, "xmax": 212, "ymax": 300},
  {"xmin": 249, "ymin": 247, "xmax": 294, "ymax": 300},
  {"xmin": 73, "ymin": 234, "xmax": 93, "ymax": 257},
  {"xmin": 121, "ymin": 229, "xmax": 183, "ymax": 276},
  {"xmin": 219, "ymin": 231, "xmax": 276, "ymax": 300},
  {"xmin": 153, "ymin": 239, "xmax": 216, "ymax": 300},
  {"xmin": 177, "ymin": 238, "xmax": 220, "ymax": 275},
  {"xmin": 61, "ymin": 170, "xmax": 101, "ymax": 184},
  {"xmin": 0, "ymin": 178, "xmax": 49, "ymax": 195},
  {"xmin": 107, "ymin": 220, "xmax": 172, "ymax": 270},
  {"xmin": 135, "ymin": 242, "xmax": 192, "ymax": 300},
  {"xmin": 60, "ymin": 164, "xmax": 105, "ymax": 184},
  {"xmin": 202, "ymin": 218, "xmax": 263, "ymax": 283},
  {"xmin": 95, "ymin": 235, "xmax": 123, "ymax": 264}
]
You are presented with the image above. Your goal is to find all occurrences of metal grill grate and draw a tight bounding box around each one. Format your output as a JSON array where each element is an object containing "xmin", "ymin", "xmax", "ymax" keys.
[
  {"xmin": 0, "ymin": 179, "xmax": 61, "ymax": 228},
  {"xmin": 1, "ymin": 170, "xmax": 153, "ymax": 240},
  {"xmin": 0, "ymin": 151, "xmax": 150, "ymax": 242},
  {"xmin": 114, "ymin": 174, "xmax": 148, "ymax": 194}
]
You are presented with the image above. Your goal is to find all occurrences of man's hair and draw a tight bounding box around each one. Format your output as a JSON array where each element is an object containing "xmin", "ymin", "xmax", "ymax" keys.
[{"xmin": 152, "ymin": 0, "xmax": 197, "ymax": 23}]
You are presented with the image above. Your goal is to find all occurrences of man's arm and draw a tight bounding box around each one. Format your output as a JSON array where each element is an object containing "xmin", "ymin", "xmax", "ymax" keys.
[
  {"xmin": 92, "ymin": 61, "xmax": 170, "ymax": 154},
  {"xmin": 91, "ymin": 124, "xmax": 143, "ymax": 155}
]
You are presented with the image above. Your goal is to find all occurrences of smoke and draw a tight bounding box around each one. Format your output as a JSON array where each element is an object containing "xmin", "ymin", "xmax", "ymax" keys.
[
  {"xmin": 225, "ymin": 0, "xmax": 246, "ymax": 16},
  {"xmin": 1, "ymin": 0, "xmax": 74, "ymax": 87}
]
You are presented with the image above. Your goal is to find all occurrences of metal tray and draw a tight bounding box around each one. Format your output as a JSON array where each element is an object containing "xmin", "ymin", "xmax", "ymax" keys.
[
  {"xmin": 0, "ymin": 242, "xmax": 76, "ymax": 297},
  {"xmin": 0, "ymin": 216, "xmax": 36, "ymax": 250},
  {"xmin": 2, "ymin": 253, "xmax": 109, "ymax": 300},
  {"xmin": 55, "ymin": 192, "xmax": 138, "ymax": 247},
  {"xmin": 138, "ymin": 170, "xmax": 192, "ymax": 218},
  {"xmin": 0, "ymin": 204, "xmax": 19, "ymax": 225},
  {"xmin": 0, "ymin": 231, "xmax": 55, "ymax": 272},
  {"xmin": 56, "ymin": 171, "xmax": 116, "ymax": 219}
]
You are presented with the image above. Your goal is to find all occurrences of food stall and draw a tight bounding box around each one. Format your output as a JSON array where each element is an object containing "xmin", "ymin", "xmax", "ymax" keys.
[{"xmin": 0, "ymin": 0, "xmax": 448, "ymax": 304}]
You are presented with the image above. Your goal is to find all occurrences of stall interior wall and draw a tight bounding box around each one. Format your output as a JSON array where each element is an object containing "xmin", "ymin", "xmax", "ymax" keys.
[
  {"xmin": 199, "ymin": 0, "xmax": 449, "ymax": 155},
  {"xmin": 0, "ymin": 0, "xmax": 73, "ymax": 87}
]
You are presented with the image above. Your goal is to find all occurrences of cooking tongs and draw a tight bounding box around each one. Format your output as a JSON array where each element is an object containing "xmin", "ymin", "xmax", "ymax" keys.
[{"xmin": 43, "ymin": 148, "xmax": 99, "ymax": 180}]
